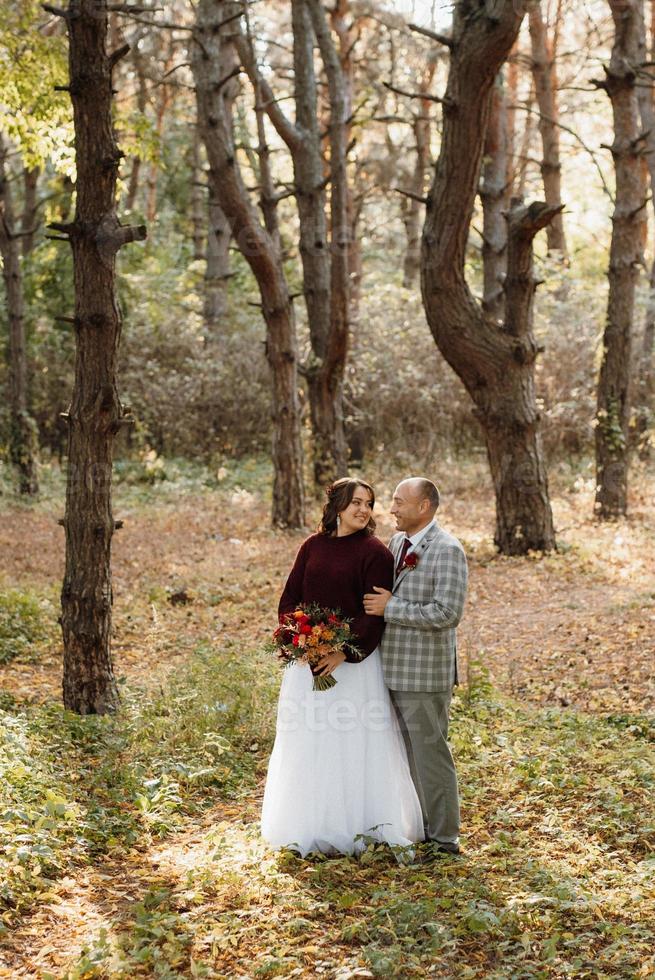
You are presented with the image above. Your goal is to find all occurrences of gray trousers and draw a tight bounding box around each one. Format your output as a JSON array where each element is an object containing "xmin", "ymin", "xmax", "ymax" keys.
[{"xmin": 390, "ymin": 689, "xmax": 460, "ymax": 844}]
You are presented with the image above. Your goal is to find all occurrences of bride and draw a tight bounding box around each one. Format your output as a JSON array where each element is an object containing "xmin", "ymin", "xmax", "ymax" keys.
[{"xmin": 260, "ymin": 477, "xmax": 423, "ymax": 857}]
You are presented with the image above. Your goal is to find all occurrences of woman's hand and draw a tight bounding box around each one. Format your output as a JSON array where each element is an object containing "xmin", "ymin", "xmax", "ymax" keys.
[{"xmin": 315, "ymin": 649, "xmax": 347, "ymax": 676}]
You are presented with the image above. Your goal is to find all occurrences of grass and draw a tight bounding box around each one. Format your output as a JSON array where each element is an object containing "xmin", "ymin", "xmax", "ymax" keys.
[
  {"xmin": 0, "ymin": 640, "xmax": 274, "ymax": 926},
  {"xmin": 2, "ymin": 662, "xmax": 654, "ymax": 978},
  {"xmin": 0, "ymin": 587, "xmax": 57, "ymax": 664},
  {"xmin": 1, "ymin": 454, "xmax": 654, "ymax": 976}
]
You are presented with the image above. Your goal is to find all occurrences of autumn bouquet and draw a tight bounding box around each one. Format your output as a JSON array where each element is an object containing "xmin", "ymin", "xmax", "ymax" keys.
[{"xmin": 272, "ymin": 604, "xmax": 360, "ymax": 691}]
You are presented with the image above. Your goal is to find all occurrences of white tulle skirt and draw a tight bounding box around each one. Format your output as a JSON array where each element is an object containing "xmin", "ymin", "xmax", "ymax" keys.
[{"xmin": 261, "ymin": 649, "xmax": 424, "ymax": 857}]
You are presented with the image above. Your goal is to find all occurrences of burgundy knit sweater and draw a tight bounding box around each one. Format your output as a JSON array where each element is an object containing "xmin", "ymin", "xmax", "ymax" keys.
[{"xmin": 278, "ymin": 529, "xmax": 394, "ymax": 661}]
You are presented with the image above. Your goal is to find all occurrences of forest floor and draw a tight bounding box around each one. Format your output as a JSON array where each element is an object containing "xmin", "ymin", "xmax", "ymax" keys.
[{"xmin": 0, "ymin": 457, "xmax": 654, "ymax": 979}]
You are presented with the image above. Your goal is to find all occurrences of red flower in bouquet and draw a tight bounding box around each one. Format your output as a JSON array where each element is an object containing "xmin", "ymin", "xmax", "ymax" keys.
[{"xmin": 269, "ymin": 603, "xmax": 359, "ymax": 691}]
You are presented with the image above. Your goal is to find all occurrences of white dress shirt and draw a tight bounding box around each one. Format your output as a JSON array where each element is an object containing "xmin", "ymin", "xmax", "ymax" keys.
[{"xmin": 405, "ymin": 518, "xmax": 438, "ymax": 551}]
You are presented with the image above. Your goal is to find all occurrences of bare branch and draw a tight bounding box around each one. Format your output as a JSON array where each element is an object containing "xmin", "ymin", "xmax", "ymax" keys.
[
  {"xmin": 383, "ymin": 80, "xmax": 449, "ymax": 105},
  {"xmin": 408, "ymin": 22, "xmax": 454, "ymax": 49},
  {"xmin": 394, "ymin": 186, "xmax": 428, "ymax": 205},
  {"xmin": 109, "ymin": 43, "xmax": 131, "ymax": 68}
]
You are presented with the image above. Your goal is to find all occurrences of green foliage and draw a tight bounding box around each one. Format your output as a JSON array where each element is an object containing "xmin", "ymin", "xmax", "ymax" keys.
[
  {"xmin": 0, "ymin": 0, "xmax": 71, "ymax": 168},
  {"xmin": 0, "ymin": 587, "xmax": 54, "ymax": 663},
  {"xmin": 46, "ymin": 668, "xmax": 655, "ymax": 979},
  {"xmin": 0, "ymin": 640, "xmax": 275, "ymax": 924}
]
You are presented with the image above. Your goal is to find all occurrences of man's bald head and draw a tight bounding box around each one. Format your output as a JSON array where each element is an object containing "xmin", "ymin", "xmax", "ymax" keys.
[
  {"xmin": 396, "ymin": 477, "xmax": 440, "ymax": 513},
  {"xmin": 391, "ymin": 478, "xmax": 440, "ymax": 535}
]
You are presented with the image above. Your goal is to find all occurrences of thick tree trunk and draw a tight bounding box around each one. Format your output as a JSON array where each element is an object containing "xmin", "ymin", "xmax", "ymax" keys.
[
  {"xmin": 480, "ymin": 73, "xmax": 510, "ymax": 320},
  {"xmin": 593, "ymin": 0, "xmax": 646, "ymax": 518},
  {"xmin": 309, "ymin": 0, "xmax": 351, "ymax": 485},
  {"xmin": 0, "ymin": 138, "xmax": 39, "ymax": 496},
  {"xmin": 420, "ymin": 0, "xmax": 557, "ymax": 554},
  {"xmin": 528, "ymin": 3, "xmax": 568, "ymax": 257},
  {"xmin": 192, "ymin": 0, "xmax": 304, "ymax": 527},
  {"xmin": 55, "ymin": 0, "xmax": 146, "ymax": 713}
]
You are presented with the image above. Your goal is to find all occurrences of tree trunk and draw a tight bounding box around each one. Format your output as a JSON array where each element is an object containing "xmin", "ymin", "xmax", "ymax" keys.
[
  {"xmin": 125, "ymin": 49, "xmax": 147, "ymax": 213},
  {"xmin": 203, "ymin": 187, "xmax": 231, "ymax": 335},
  {"xmin": 480, "ymin": 73, "xmax": 510, "ymax": 320},
  {"xmin": 145, "ymin": 83, "xmax": 171, "ymax": 225},
  {"xmin": 506, "ymin": 47, "xmax": 519, "ymax": 194},
  {"xmin": 21, "ymin": 166, "xmax": 40, "ymax": 257},
  {"xmin": 55, "ymin": 0, "xmax": 147, "ymax": 713},
  {"xmin": 516, "ymin": 81, "xmax": 536, "ymax": 197},
  {"xmin": 632, "ymin": 0, "xmax": 655, "ymax": 457},
  {"xmin": 237, "ymin": 2, "xmax": 350, "ymax": 487},
  {"xmin": 528, "ymin": 3, "xmax": 568, "ymax": 258},
  {"xmin": 191, "ymin": 126, "xmax": 205, "ymax": 262},
  {"xmin": 593, "ymin": 0, "xmax": 646, "ymax": 518},
  {"xmin": 192, "ymin": 0, "xmax": 304, "ymax": 527},
  {"xmin": 309, "ymin": 0, "xmax": 351, "ymax": 485},
  {"xmin": 633, "ymin": 259, "xmax": 655, "ymax": 456},
  {"xmin": 330, "ymin": 0, "xmax": 362, "ymax": 307},
  {"xmin": 0, "ymin": 136, "xmax": 39, "ymax": 495},
  {"xmin": 195, "ymin": 94, "xmax": 232, "ymax": 339},
  {"xmin": 420, "ymin": 0, "xmax": 557, "ymax": 555},
  {"xmin": 402, "ymin": 54, "xmax": 436, "ymax": 289}
]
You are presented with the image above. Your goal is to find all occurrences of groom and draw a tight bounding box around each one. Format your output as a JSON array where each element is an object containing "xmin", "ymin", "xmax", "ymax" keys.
[{"xmin": 364, "ymin": 477, "xmax": 468, "ymax": 857}]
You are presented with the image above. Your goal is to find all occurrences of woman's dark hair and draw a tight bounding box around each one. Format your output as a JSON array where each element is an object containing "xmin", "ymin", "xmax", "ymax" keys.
[{"xmin": 319, "ymin": 477, "xmax": 376, "ymax": 536}]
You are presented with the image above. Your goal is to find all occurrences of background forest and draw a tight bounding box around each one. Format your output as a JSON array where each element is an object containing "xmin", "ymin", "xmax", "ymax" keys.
[{"xmin": 1, "ymin": 0, "xmax": 654, "ymax": 978}]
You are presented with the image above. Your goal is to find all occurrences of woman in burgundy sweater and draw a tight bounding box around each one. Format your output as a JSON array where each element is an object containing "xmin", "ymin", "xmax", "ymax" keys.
[{"xmin": 261, "ymin": 478, "xmax": 423, "ymax": 858}]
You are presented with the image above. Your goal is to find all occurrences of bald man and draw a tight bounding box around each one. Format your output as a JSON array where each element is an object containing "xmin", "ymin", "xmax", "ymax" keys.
[{"xmin": 364, "ymin": 478, "xmax": 468, "ymax": 858}]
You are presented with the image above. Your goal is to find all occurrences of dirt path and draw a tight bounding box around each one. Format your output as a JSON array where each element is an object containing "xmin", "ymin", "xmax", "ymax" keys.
[
  {"xmin": 1, "ymin": 472, "xmax": 654, "ymax": 977},
  {"xmin": 2, "ymin": 475, "xmax": 653, "ymax": 715}
]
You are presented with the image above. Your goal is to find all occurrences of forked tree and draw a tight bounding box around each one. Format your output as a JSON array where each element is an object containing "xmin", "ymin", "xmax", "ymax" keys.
[
  {"xmin": 420, "ymin": 0, "xmax": 560, "ymax": 554},
  {"xmin": 191, "ymin": 0, "xmax": 305, "ymax": 526},
  {"xmin": 45, "ymin": 0, "xmax": 146, "ymax": 713}
]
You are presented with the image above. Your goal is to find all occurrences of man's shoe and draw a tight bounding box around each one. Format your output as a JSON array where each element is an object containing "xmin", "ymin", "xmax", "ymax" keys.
[{"xmin": 415, "ymin": 840, "xmax": 461, "ymax": 863}]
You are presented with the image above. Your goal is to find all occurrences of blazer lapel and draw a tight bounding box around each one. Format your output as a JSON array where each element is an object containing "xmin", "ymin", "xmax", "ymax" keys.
[{"xmin": 393, "ymin": 523, "xmax": 441, "ymax": 591}]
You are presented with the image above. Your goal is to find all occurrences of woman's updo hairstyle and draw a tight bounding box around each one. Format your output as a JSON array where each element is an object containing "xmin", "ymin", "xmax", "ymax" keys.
[{"xmin": 319, "ymin": 477, "xmax": 376, "ymax": 536}]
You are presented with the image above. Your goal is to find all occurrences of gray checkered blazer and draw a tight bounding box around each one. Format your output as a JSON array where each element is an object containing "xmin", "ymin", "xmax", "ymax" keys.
[{"xmin": 379, "ymin": 522, "xmax": 468, "ymax": 692}]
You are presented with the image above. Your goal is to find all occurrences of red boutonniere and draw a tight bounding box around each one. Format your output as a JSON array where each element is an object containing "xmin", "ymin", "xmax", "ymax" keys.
[{"xmin": 402, "ymin": 552, "xmax": 419, "ymax": 571}]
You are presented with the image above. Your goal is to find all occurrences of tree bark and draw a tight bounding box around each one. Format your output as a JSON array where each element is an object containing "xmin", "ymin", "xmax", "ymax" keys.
[
  {"xmin": 21, "ymin": 166, "xmax": 40, "ymax": 257},
  {"xmin": 309, "ymin": 0, "xmax": 351, "ymax": 485},
  {"xmin": 192, "ymin": 0, "xmax": 304, "ymax": 527},
  {"xmin": 480, "ymin": 73, "xmax": 510, "ymax": 320},
  {"xmin": 593, "ymin": 0, "xmax": 646, "ymax": 518},
  {"xmin": 505, "ymin": 47, "xmax": 519, "ymax": 194},
  {"xmin": 528, "ymin": 2, "xmax": 568, "ymax": 258},
  {"xmin": 191, "ymin": 125, "xmax": 205, "ymax": 262},
  {"xmin": 57, "ymin": 0, "xmax": 147, "ymax": 714},
  {"xmin": 0, "ymin": 136, "xmax": 39, "ymax": 496},
  {"xmin": 402, "ymin": 54, "xmax": 436, "ymax": 289},
  {"xmin": 420, "ymin": 0, "xmax": 557, "ymax": 555},
  {"xmin": 124, "ymin": 47, "xmax": 147, "ymax": 213},
  {"xmin": 237, "ymin": 2, "xmax": 350, "ymax": 487},
  {"xmin": 632, "ymin": 0, "xmax": 655, "ymax": 457},
  {"xmin": 203, "ymin": 187, "xmax": 231, "ymax": 335},
  {"xmin": 330, "ymin": 0, "xmax": 362, "ymax": 306}
]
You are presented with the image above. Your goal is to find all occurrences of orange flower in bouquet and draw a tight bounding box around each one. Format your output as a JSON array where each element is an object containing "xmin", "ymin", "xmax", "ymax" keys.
[{"xmin": 271, "ymin": 604, "xmax": 360, "ymax": 691}]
